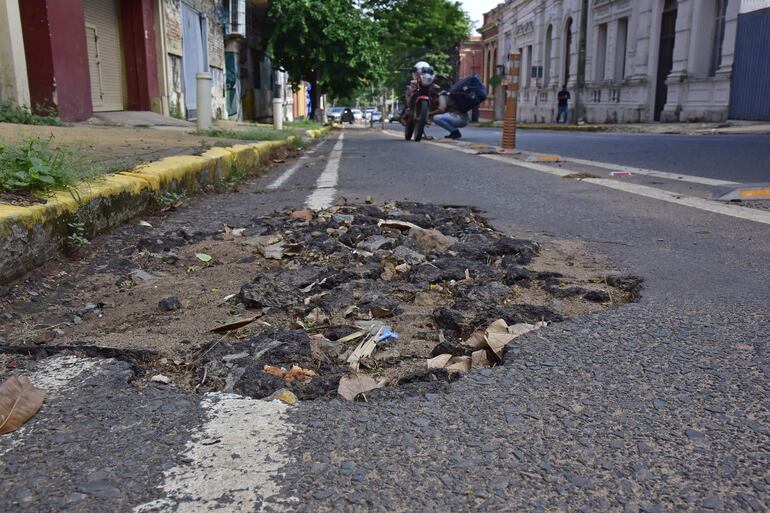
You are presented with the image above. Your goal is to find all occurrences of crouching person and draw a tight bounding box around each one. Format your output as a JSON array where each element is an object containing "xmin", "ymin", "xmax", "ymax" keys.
[{"xmin": 431, "ymin": 92, "xmax": 468, "ymax": 140}]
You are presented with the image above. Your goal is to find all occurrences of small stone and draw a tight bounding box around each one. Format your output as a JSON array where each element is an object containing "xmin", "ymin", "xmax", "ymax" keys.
[
  {"xmin": 702, "ymin": 495, "xmax": 721, "ymax": 510},
  {"xmin": 151, "ymin": 374, "xmax": 171, "ymax": 384},
  {"xmin": 392, "ymin": 245, "xmax": 426, "ymax": 265},
  {"xmin": 265, "ymin": 388, "xmax": 298, "ymax": 405},
  {"xmin": 72, "ymin": 315, "xmax": 83, "ymax": 325},
  {"xmin": 395, "ymin": 263, "xmax": 411, "ymax": 273},
  {"xmin": 357, "ymin": 235, "xmax": 395, "ymax": 252},
  {"xmin": 685, "ymin": 428, "xmax": 705, "ymax": 441},
  {"xmin": 583, "ymin": 290, "xmax": 611, "ymax": 303},
  {"xmin": 332, "ymin": 214, "xmax": 354, "ymax": 224},
  {"xmin": 162, "ymin": 253, "xmax": 179, "ymax": 265},
  {"xmin": 159, "ymin": 296, "xmax": 182, "ymax": 312},
  {"xmin": 314, "ymin": 489, "xmax": 334, "ymax": 499},
  {"xmin": 411, "ymin": 417, "xmax": 430, "ymax": 427}
]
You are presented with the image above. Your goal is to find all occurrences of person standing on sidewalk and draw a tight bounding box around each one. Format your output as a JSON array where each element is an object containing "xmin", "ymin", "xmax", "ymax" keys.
[
  {"xmin": 430, "ymin": 92, "xmax": 468, "ymax": 139},
  {"xmin": 557, "ymin": 86, "xmax": 571, "ymax": 123}
]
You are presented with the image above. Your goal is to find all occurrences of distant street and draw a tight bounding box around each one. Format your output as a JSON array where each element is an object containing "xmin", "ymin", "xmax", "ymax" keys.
[{"xmin": 419, "ymin": 125, "xmax": 770, "ymax": 183}]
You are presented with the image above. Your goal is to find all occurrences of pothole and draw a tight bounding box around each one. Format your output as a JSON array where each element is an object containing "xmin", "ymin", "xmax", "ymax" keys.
[{"xmin": 1, "ymin": 201, "xmax": 641, "ymax": 403}]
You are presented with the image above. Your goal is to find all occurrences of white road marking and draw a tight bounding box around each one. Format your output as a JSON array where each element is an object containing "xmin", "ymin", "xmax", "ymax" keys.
[
  {"xmin": 557, "ymin": 156, "xmax": 739, "ymax": 187},
  {"xmin": 305, "ymin": 132, "xmax": 344, "ymax": 209},
  {"xmin": 382, "ymin": 129, "xmax": 770, "ymax": 226},
  {"xmin": 133, "ymin": 393, "xmax": 294, "ymax": 513},
  {"xmin": 267, "ymin": 160, "xmax": 304, "ymax": 190},
  {"xmin": 0, "ymin": 356, "xmax": 104, "ymax": 456}
]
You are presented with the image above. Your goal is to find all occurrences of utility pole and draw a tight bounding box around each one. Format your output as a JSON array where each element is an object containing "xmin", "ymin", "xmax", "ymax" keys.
[{"xmin": 575, "ymin": 0, "xmax": 589, "ymax": 124}]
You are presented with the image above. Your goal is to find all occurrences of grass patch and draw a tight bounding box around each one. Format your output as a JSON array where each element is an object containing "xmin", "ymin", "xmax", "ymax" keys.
[
  {"xmin": 197, "ymin": 127, "xmax": 295, "ymax": 141},
  {"xmin": 0, "ymin": 136, "xmax": 100, "ymax": 195},
  {"xmin": 286, "ymin": 119, "xmax": 323, "ymax": 130},
  {"xmin": 0, "ymin": 101, "xmax": 63, "ymax": 126}
]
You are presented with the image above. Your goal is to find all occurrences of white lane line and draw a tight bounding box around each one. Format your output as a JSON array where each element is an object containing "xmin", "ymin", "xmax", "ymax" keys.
[
  {"xmin": 305, "ymin": 132, "xmax": 344, "ymax": 209},
  {"xmin": 0, "ymin": 356, "xmax": 104, "ymax": 456},
  {"xmin": 267, "ymin": 160, "xmax": 304, "ymax": 190},
  {"xmin": 383, "ymin": 129, "xmax": 770, "ymax": 226},
  {"xmin": 133, "ymin": 393, "xmax": 295, "ymax": 513},
  {"xmin": 557, "ymin": 156, "xmax": 739, "ymax": 187}
]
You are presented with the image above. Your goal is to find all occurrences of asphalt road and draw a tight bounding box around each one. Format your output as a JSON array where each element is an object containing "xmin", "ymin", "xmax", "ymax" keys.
[
  {"xmin": 416, "ymin": 124, "xmax": 770, "ymax": 183},
  {"xmin": 1, "ymin": 128, "xmax": 768, "ymax": 513}
]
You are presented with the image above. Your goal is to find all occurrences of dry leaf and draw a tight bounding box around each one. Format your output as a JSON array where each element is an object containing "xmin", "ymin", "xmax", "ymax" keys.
[
  {"xmin": 151, "ymin": 374, "xmax": 171, "ymax": 384},
  {"xmin": 0, "ymin": 375, "xmax": 46, "ymax": 435},
  {"xmin": 471, "ymin": 349, "xmax": 491, "ymax": 369},
  {"xmin": 305, "ymin": 307, "xmax": 329, "ymax": 324},
  {"xmin": 338, "ymin": 373, "xmax": 383, "ymax": 401},
  {"xmin": 427, "ymin": 353, "xmax": 452, "ymax": 369},
  {"xmin": 263, "ymin": 364, "xmax": 317, "ymax": 382},
  {"xmin": 445, "ymin": 356, "xmax": 472, "ymax": 373},
  {"xmin": 243, "ymin": 234, "xmax": 283, "ymax": 247},
  {"xmin": 138, "ymin": 220, "xmax": 152, "ymax": 227},
  {"xmin": 210, "ymin": 315, "xmax": 261, "ymax": 333},
  {"xmin": 377, "ymin": 219, "xmax": 420, "ymax": 231},
  {"xmin": 259, "ymin": 243, "xmax": 285, "ymax": 259},
  {"xmin": 347, "ymin": 336, "xmax": 377, "ymax": 371},
  {"xmin": 370, "ymin": 306, "xmax": 394, "ymax": 319},
  {"xmin": 289, "ymin": 208, "xmax": 314, "ymax": 221},
  {"xmin": 464, "ymin": 330, "xmax": 486, "ymax": 349},
  {"xmin": 195, "ymin": 253, "xmax": 212, "ymax": 263}
]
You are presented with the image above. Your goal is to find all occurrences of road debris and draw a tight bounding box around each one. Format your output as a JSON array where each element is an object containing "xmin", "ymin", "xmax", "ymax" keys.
[
  {"xmin": 338, "ymin": 373, "xmax": 384, "ymax": 401},
  {"xmin": 159, "ymin": 296, "xmax": 183, "ymax": 312},
  {"xmin": 151, "ymin": 374, "xmax": 172, "ymax": 384},
  {"xmin": 0, "ymin": 375, "xmax": 46, "ymax": 435}
]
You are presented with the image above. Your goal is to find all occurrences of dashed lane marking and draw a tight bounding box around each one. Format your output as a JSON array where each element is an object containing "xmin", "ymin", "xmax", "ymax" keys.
[
  {"xmin": 133, "ymin": 393, "xmax": 294, "ymax": 513},
  {"xmin": 305, "ymin": 132, "xmax": 344, "ymax": 209}
]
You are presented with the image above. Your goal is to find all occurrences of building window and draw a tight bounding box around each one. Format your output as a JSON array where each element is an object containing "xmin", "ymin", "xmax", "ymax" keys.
[
  {"xmin": 595, "ymin": 23, "xmax": 608, "ymax": 82},
  {"xmin": 710, "ymin": 0, "xmax": 728, "ymax": 76},
  {"xmin": 525, "ymin": 45, "xmax": 533, "ymax": 88},
  {"xmin": 615, "ymin": 17, "xmax": 629, "ymax": 82},
  {"xmin": 544, "ymin": 24, "xmax": 553, "ymax": 86},
  {"xmin": 564, "ymin": 17, "xmax": 573, "ymax": 86}
]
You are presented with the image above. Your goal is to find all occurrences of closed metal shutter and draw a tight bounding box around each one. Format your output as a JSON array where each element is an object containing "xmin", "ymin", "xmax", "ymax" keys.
[{"xmin": 83, "ymin": 0, "xmax": 125, "ymax": 111}]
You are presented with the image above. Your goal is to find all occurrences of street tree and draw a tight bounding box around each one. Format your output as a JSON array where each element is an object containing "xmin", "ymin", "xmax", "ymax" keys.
[
  {"xmin": 264, "ymin": 0, "xmax": 385, "ymax": 118},
  {"xmin": 363, "ymin": 0, "xmax": 471, "ymax": 89}
]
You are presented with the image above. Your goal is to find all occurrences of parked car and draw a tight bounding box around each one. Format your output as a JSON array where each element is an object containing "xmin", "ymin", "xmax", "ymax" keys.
[
  {"xmin": 341, "ymin": 108, "xmax": 354, "ymax": 124},
  {"xmin": 327, "ymin": 106, "xmax": 344, "ymax": 122},
  {"xmin": 371, "ymin": 111, "xmax": 383, "ymax": 122},
  {"xmin": 352, "ymin": 109, "xmax": 364, "ymax": 120}
]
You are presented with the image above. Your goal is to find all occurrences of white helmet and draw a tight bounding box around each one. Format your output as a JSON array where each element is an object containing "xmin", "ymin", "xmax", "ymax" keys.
[{"xmin": 413, "ymin": 61, "xmax": 434, "ymax": 86}]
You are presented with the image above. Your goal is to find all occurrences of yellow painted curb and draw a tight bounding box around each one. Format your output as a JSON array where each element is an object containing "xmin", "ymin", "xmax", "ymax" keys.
[{"xmin": 0, "ymin": 128, "xmax": 329, "ymax": 283}]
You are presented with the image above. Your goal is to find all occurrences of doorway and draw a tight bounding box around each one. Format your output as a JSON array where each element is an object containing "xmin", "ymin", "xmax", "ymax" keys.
[
  {"xmin": 655, "ymin": 0, "xmax": 677, "ymax": 121},
  {"xmin": 181, "ymin": 3, "xmax": 207, "ymax": 119}
]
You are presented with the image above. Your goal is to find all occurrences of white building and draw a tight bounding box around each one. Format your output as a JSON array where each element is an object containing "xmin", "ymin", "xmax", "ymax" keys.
[{"xmin": 483, "ymin": 0, "xmax": 755, "ymax": 123}]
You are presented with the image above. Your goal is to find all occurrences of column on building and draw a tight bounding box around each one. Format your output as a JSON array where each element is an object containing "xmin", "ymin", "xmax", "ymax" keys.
[{"xmin": 0, "ymin": 0, "xmax": 30, "ymax": 107}]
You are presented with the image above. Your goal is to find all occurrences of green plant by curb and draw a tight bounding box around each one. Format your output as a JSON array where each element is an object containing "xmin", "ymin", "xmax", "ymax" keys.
[
  {"xmin": 0, "ymin": 137, "xmax": 97, "ymax": 194},
  {"xmin": 64, "ymin": 222, "xmax": 89, "ymax": 251},
  {"xmin": 0, "ymin": 101, "xmax": 62, "ymax": 126},
  {"xmin": 154, "ymin": 191, "xmax": 189, "ymax": 212}
]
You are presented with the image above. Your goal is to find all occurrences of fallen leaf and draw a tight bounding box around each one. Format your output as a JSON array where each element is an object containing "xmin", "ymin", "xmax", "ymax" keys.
[
  {"xmin": 263, "ymin": 364, "xmax": 317, "ymax": 382},
  {"xmin": 347, "ymin": 335, "xmax": 377, "ymax": 371},
  {"xmin": 210, "ymin": 315, "xmax": 262, "ymax": 333},
  {"xmin": 265, "ymin": 388, "xmax": 298, "ymax": 405},
  {"xmin": 334, "ymin": 198, "xmax": 347, "ymax": 206},
  {"xmin": 365, "ymin": 195, "xmax": 374, "ymax": 204},
  {"xmin": 138, "ymin": 220, "xmax": 152, "ymax": 227},
  {"xmin": 471, "ymin": 349, "xmax": 491, "ymax": 369},
  {"xmin": 377, "ymin": 219, "xmax": 420, "ymax": 231},
  {"xmin": 445, "ymin": 356, "xmax": 472, "ymax": 373},
  {"xmin": 289, "ymin": 208, "xmax": 314, "ymax": 221},
  {"xmin": 338, "ymin": 373, "xmax": 383, "ymax": 401},
  {"xmin": 370, "ymin": 306, "xmax": 394, "ymax": 319},
  {"xmin": 195, "ymin": 253, "xmax": 212, "ymax": 263},
  {"xmin": 243, "ymin": 234, "xmax": 283, "ymax": 247},
  {"xmin": 0, "ymin": 375, "xmax": 46, "ymax": 435},
  {"xmin": 259, "ymin": 243, "xmax": 284, "ymax": 259},
  {"xmin": 465, "ymin": 330, "xmax": 486, "ymax": 349},
  {"xmin": 427, "ymin": 353, "xmax": 452, "ymax": 369},
  {"xmin": 304, "ymin": 307, "xmax": 329, "ymax": 324}
]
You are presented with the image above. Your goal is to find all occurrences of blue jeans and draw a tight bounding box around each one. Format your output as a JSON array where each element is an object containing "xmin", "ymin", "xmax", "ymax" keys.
[
  {"xmin": 433, "ymin": 111, "xmax": 468, "ymax": 133},
  {"xmin": 557, "ymin": 105, "xmax": 569, "ymax": 123}
]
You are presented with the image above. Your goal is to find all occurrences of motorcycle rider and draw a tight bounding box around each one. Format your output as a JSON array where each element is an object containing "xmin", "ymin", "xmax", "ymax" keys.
[{"xmin": 404, "ymin": 61, "xmax": 434, "ymax": 107}]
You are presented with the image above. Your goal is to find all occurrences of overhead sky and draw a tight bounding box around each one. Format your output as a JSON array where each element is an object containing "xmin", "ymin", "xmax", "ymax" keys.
[{"xmin": 460, "ymin": 0, "xmax": 503, "ymax": 29}]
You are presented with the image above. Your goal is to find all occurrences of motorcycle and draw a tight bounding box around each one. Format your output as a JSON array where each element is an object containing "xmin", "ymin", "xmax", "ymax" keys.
[{"xmin": 400, "ymin": 67, "xmax": 451, "ymax": 142}]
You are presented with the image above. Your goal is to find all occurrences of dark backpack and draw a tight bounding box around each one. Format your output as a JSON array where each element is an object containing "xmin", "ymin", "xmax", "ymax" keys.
[{"xmin": 450, "ymin": 76, "xmax": 488, "ymax": 113}]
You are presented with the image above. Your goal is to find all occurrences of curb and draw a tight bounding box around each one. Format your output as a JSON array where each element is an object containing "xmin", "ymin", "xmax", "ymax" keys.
[{"xmin": 0, "ymin": 127, "xmax": 330, "ymax": 284}]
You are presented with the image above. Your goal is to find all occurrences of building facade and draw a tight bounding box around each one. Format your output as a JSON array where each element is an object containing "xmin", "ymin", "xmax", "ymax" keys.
[
  {"xmin": 0, "ymin": 0, "xmax": 306, "ymax": 123},
  {"xmin": 480, "ymin": 0, "xmax": 750, "ymax": 123}
]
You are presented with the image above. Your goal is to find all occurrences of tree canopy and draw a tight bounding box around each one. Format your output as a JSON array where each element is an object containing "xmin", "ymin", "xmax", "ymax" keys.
[
  {"xmin": 264, "ymin": 0, "xmax": 471, "ymax": 102},
  {"xmin": 264, "ymin": 0, "xmax": 385, "ymax": 99}
]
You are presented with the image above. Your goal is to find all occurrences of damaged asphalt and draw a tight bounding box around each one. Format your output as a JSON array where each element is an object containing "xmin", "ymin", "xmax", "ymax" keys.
[{"xmin": 1, "ymin": 128, "xmax": 769, "ymax": 512}]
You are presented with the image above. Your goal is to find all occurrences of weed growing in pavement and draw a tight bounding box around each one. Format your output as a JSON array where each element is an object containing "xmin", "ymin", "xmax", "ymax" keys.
[
  {"xmin": 64, "ymin": 222, "xmax": 89, "ymax": 251},
  {"xmin": 0, "ymin": 101, "xmax": 62, "ymax": 126},
  {"xmin": 154, "ymin": 190, "xmax": 189, "ymax": 211},
  {"xmin": 286, "ymin": 119, "xmax": 323, "ymax": 130},
  {"xmin": 197, "ymin": 127, "xmax": 295, "ymax": 141},
  {"xmin": 0, "ymin": 136, "xmax": 97, "ymax": 194}
]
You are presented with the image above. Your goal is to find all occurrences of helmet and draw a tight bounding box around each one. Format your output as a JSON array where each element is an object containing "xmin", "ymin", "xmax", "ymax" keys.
[
  {"xmin": 413, "ymin": 61, "xmax": 433, "ymax": 75},
  {"xmin": 413, "ymin": 61, "xmax": 434, "ymax": 86}
]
